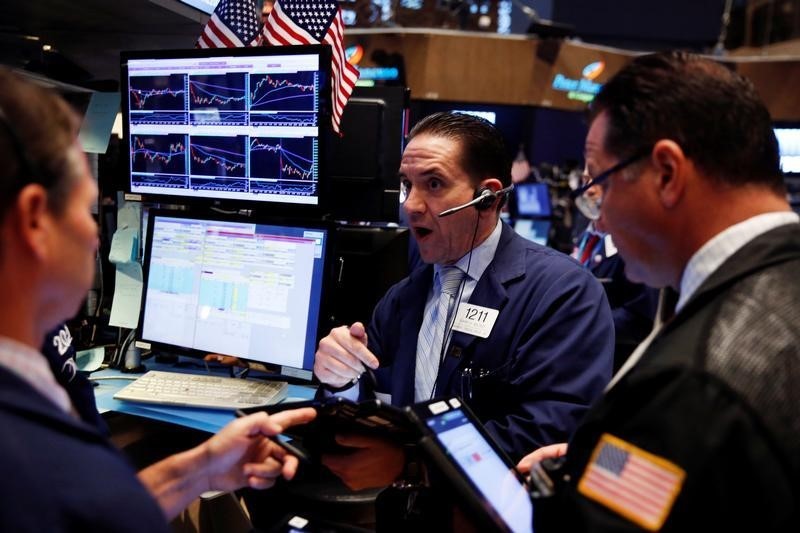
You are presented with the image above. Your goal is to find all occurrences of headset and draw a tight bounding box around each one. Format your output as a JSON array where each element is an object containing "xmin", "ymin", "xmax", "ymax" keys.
[{"xmin": 438, "ymin": 184, "xmax": 515, "ymax": 217}]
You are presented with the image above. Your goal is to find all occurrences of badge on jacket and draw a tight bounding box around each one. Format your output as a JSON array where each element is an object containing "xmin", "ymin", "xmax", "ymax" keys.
[{"xmin": 452, "ymin": 303, "xmax": 499, "ymax": 338}]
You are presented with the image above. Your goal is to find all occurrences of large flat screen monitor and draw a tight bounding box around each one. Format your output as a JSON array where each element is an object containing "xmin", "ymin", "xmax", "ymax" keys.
[
  {"xmin": 136, "ymin": 210, "xmax": 330, "ymax": 380},
  {"xmin": 121, "ymin": 45, "xmax": 331, "ymax": 213}
]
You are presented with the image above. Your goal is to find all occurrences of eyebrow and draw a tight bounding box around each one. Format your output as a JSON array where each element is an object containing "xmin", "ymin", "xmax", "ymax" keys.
[{"xmin": 399, "ymin": 166, "xmax": 448, "ymax": 181}]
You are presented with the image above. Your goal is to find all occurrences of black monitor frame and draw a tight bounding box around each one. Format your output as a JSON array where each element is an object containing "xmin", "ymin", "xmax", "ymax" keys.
[
  {"xmin": 327, "ymin": 86, "xmax": 409, "ymax": 222},
  {"xmin": 120, "ymin": 45, "xmax": 332, "ymax": 217},
  {"xmin": 135, "ymin": 209, "xmax": 333, "ymax": 381},
  {"xmin": 328, "ymin": 224, "xmax": 410, "ymax": 326}
]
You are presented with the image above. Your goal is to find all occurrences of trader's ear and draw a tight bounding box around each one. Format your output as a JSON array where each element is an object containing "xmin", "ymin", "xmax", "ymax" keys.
[
  {"xmin": 12, "ymin": 183, "xmax": 53, "ymax": 261},
  {"xmin": 651, "ymin": 139, "xmax": 687, "ymax": 209}
]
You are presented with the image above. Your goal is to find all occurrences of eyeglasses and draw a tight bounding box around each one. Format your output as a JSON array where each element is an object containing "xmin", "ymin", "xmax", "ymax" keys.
[{"xmin": 572, "ymin": 148, "xmax": 650, "ymax": 220}]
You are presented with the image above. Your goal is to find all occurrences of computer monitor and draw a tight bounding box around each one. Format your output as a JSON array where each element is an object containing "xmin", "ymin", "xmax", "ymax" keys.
[
  {"xmin": 513, "ymin": 219, "xmax": 551, "ymax": 247},
  {"xmin": 513, "ymin": 182, "xmax": 552, "ymax": 217},
  {"xmin": 136, "ymin": 210, "xmax": 330, "ymax": 380},
  {"xmin": 121, "ymin": 45, "xmax": 331, "ymax": 213},
  {"xmin": 774, "ymin": 127, "xmax": 800, "ymax": 175},
  {"xmin": 328, "ymin": 86, "xmax": 409, "ymax": 222}
]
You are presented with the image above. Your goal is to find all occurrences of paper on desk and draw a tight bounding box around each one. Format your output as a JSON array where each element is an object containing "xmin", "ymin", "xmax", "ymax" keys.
[
  {"xmin": 78, "ymin": 92, "xmax": 120, "ymax": 154},
  {"xmin": 109, "ymin": 227, "xmax": 138, "ymax": 264},
  {"xmin": 76, "ymin": 346, "xmax": 105, "ymax": 371},
  {"xmin": 109, "ymin": 262, "xmax": 143, "ymax": 328},
  {"xmin": 117, "ymin": 201, "xmax": 141, "ymax": 233}
]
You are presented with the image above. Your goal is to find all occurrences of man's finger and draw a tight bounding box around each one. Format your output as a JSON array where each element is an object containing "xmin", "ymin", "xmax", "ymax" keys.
[
  {"xmin": 269, "ymin": 407, "xmax": 317, "ymax": 431},
  {"xmin": 318, "ymin": 336, "xmax": 367, "ymax": 373},
  {"xmin": 281, "ymin": 454, "xmax": 300, "ymax": 480}
]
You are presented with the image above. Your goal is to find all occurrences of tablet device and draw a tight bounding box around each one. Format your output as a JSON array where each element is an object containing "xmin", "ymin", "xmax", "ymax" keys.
[{"xmin": 408, "ymin": 398, "xmax": 534, "ymax": 533}]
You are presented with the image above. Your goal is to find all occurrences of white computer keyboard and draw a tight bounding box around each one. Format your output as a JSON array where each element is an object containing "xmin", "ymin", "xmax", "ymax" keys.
[{"xmin": 113, "ymin": 370, "xmax": 288, "ymax": 410}]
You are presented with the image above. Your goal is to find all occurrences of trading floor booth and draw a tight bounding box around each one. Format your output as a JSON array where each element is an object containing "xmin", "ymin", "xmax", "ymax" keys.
[{"xmin": 48, "ymin": 21, "xmax": 800, "ymax": 533}]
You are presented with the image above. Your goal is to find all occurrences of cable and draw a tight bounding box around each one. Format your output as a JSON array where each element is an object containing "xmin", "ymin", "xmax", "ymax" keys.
[
  {"xmin": 89, "ymin": 247, "xmax": 104, "ymax": 346},
  {"xmin": 429, "ymin": 210, "xmax": 482, "ymax": 400},
  {"xmin": 111, "ymin": 328, "xmax": 136, "ymax": 369}
]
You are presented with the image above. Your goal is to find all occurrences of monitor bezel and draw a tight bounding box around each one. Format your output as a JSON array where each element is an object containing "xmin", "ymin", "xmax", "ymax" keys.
[
  {"xmin": 120, "ymin": 45, "xmax": 333, "ymax": 217},
  {"xmin": 327, "ymin": 85, "xmax": 410, "ymax": 222},
  {"xmin": 135, "ymin": 208, "xmax": 334, "ymax": 381}
]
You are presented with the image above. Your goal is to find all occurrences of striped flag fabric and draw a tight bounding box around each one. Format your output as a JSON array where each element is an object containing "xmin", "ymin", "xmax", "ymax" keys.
[
  {"xmin": 262, "ymin": 0, "xmax": 360, "ymax": 134},
  {"xmin": 196, "ymin": 0, "xmax": 262, "ymax": 48},
  {"xmin": 578, "ymin": 433, "xmax": 686, "ymax": 531}
]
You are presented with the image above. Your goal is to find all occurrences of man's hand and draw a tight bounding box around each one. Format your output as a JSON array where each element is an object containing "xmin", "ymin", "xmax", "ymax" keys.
[
  {"xmin": 314, "ymin": 322, "xmax": 379, "ymax": 388},
  {"xmin": 516, "ymin": 443, "xmax": 568, "ymax": 474},
  {"xmin": 321, "ymin": 434, "xmax": 405, "ymax": 491},
  {"xmin": 204, "ymin": 408, "xmax": 317, "ymax": 492},
  {"xmin": 203, "ymin": 353, "xmax": 244, "ymax": 366},
  {"xmin": 139, "ymin": 408, "xmax": 317, "ymax": 520}
]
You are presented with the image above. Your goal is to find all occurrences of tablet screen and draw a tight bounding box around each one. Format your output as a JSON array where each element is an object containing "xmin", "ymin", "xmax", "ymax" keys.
[{"xmin": 426, "ymin": 407, "xmax": 533, "ymax": 533}]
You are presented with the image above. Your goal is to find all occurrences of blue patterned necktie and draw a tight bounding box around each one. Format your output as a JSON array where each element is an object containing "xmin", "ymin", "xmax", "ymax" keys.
[{"xmin": 415, "ymin": 266, "xmax": 465, "ymax": 401}]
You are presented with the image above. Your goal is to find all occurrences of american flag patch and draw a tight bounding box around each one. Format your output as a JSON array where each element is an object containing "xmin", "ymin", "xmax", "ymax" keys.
[{"xmin": 578, "ymin": 434, "xmax": 685, "ymax": 531}]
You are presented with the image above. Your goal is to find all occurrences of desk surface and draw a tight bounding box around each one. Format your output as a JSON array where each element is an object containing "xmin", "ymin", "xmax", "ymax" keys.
[{"xmin": 93, "ymin": 361, "xmax": 316, "ymax": 433}]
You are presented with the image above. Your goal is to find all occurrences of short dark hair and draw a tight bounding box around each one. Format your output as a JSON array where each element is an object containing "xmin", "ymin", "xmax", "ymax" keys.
[
  {"xmin": 590, "ymin": 51, "xmax": 784, "ymax": 193},
  {"xmin": 0, "ymin": 68, "xmax": 81, "ymax": 220},
  {"xmin": 408, "ymin": 111, "xmax": 512, "ymax": 189}
]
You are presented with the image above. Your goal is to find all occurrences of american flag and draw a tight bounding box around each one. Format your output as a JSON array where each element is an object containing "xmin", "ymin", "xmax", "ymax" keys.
[
  {"xmin": 262, "ymin": 0, "xmax": 359, "ymax": 134},
  {"xmin": 196, "ymin": 0, "xmax": 262, "ymax": 48},
  {"xmin": 578, "ymin": 434, "xmax": 685, "ymax": 531}
]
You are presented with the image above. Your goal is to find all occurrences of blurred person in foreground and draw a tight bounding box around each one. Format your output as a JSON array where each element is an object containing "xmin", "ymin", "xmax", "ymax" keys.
[{"xmin": 0, "ymin": 67, "xmax": 314, "ymax": 531}]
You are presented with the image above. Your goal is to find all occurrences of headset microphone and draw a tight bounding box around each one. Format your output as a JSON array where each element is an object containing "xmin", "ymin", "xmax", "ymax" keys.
[{"xmin": 438, "ymin": 184, "xmax": 515, "ymax": 217}]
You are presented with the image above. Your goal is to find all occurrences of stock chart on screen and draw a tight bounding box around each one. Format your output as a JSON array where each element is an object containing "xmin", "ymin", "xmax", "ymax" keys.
[{"xmin": 123, "ymin": 47, "xmax": 326, "ymax": 207}]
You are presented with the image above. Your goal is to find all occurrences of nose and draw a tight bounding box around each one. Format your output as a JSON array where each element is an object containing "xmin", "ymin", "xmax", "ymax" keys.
[
  {"xmin": 402, "ymin": 187, "xmax": 426, "ymax": 218},
  {"xmin": 585, "ymin": 184, "xmax": 602, "ymax": 202}
]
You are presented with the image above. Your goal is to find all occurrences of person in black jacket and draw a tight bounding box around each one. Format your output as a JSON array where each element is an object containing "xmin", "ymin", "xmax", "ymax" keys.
[{"xmin": 519, "ymin": 51, "xmax": 800, "ymax": 532}]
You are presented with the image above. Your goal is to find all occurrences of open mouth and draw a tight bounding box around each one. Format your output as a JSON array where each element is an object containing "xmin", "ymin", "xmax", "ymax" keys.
[{"xmin": 414, "ymin": 226, "xmax": 433, "ymax": 239}]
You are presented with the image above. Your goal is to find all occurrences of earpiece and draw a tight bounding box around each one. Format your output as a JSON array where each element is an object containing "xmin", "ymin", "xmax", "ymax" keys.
[
  {"xmin": 438, "ymin": 184, "xmax": 515, "ymax": 217},
  {"xmin": 473, "ymin": 187, "xmax": 497, "ymax": 211}
]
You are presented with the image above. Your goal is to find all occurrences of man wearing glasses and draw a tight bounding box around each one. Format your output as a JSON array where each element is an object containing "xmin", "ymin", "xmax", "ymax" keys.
[
  {"xmin": 519, "ymin": 51, "xmax": 800, "ymax": 532},
  {"xmin": 572, "ymin": 169, "xmax": 658, "ymax": 372}
]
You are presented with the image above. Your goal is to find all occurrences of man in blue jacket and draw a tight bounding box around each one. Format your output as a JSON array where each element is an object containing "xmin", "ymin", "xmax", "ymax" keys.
[{"xmin": 314, "ymin": 112, "xmax": 614, "ymax": 488}]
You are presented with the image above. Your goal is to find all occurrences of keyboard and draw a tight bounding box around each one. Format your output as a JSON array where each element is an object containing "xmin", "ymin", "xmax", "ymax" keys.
[{"xmin": 114, "ymin": 370, "xmax": 288, "ymax": 410}]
